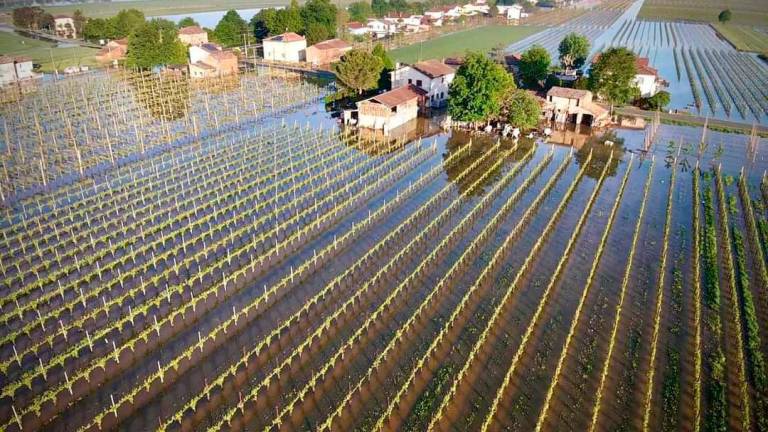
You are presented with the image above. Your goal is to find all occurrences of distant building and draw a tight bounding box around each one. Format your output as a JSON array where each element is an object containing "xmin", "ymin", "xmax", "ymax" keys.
[
  {"xmin": 189, "ymin": 43, "xmax": 238, "ymax": 78},
  {"xmin": 497, "ymin": 4, "xmax": 524, "ymax": 19},
  {"xmin": 544, "ymin": 86, "xmax": 609, "ymax": 127},
  {"xmin": 461, "ymin": 1, "xmax": 490, "ymax": 15},
  {"xmin": 503, "ymin": 52, "xmax": 523, "ymax": 74},
  {"xmin": 306, "ymin": 38, "xmax": 352, "ymax": 66},
  {"xmin": 263, "ymin": 32, "xmax": 307, "ymax": 62},
  {"xmin": 367, "ymin": 18, "xmax": 398, "ymax": 38},
  {"xmin": 95, "ymin": 38, "xmax": 128, "ymax": 63},
  {"xmin": 0, "ymin": 55, "xmax": 35, "ymax": 85},
  {"xmin": 391, "ymin": 59, "xmax": 455, "ymax": 108},
  {"xmin": 347, "ymin": 21, "xmax": 370, "ymax": 36},
  {"xmin": 178, "ymin": 26, "xmax": 208, "ymax": 46},
  {"xmin": 53, "ymin": 15, "xmax": 76, "ymax": 39},
  {"xmin": 355, "ymin": 84, "xmax": 427, "ymax": 133}
]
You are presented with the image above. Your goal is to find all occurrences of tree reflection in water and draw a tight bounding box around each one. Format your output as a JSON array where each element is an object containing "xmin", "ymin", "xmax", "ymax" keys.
[{"xmin": 575, "ymin": 130, "xmax": 626, "ymax": 179}]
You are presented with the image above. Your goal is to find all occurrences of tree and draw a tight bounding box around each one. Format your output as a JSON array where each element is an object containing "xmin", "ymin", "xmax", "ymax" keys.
[
  {"xmin": 305, "ymin": 22, "xmax": 331, "ymax": 45},
  {"xmin": 112, "ymin": 9, "xmax": 145, "ymax": 38},
  {"xmin": 489, "ymin": 4, "xmax": 499, "ymax": 18},
  {"xmin": 558, "ymin": 32, "xmax": 590, "ymax": 71},
  {"xmin": 178, "ymin": 16, "xmax": 199, "ymax": 28},
  {"xmin": 372, "ymin": 0, "xmax": 389, "ymax": 17},
  {"xmin": 72, "ymin": 9, "xmax": 86, "ymax": 36},
  {"xmin": 718, "ymin": 9, "xmax": 732, "ymax": 23},
  {"xmin": 301, "ymin": 0, "xmax": 337, "ymax": 41},
  {"xmin": 502, "ymin": 89, "xmax": 540, "ymax": 130},
  {"xmin": 519, "ymin": 45, "xmax": 551, "ymax": 88},
  {"xmin": 348, "ymin": 1, "xmax": 373, "ymax": 22},
  {"xmin": 251, "ymin": 8, "xmax": 276, "ymax": 39},
  {"xmin": 637, "ymin": 90, "xmax": 671, "ymax": 110},
  {"xmin": 12, "ymin": 6, "xmax": 47, "ymax": 29},
  {"xmin": 372, "ymin": 42, "xmax": 394, "ymax": 87},
  {"xmin": 448, "ymin": 51, "xmax": 515, "ymax": 123},
  {"xmin": 333, "ymin": 49, "xmax": 384, "ymax": 94},
  {"xmin": 126, "ymin": 19, "xmax": 187, "ymax": 69},
  {"xmin": 213, "ymin": 9, "xmax": 250, "ymax": 47},
  {"xmin": 82, "ymin": 17, "xmax": 108, "ymax": 41},
  {"xmin": 271, "ymin": 0, "xmax": 304, "ymax": 35},
  {"xmin": 588, "ymin": 47, "xmax": 639, "ymax": 108}
]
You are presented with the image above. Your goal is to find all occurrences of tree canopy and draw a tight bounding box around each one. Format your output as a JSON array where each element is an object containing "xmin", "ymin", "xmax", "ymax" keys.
[
  {"xmin": 12, "ymin": 6, "xmax": 53, "ymax": 30},
  {"xmin": 718, "ymin": 9, "xmax": 732, "ymax": 23},
  {"xmin": 301, "ymin": 0, "xmax": 338, "ymax": 44},
  {"xmin": 333, "ymin": 49, "xmax": 384, "ymax": 94},
  {"xmin": 519, "ymin": 45, "xmax": 551, "ymax": 88},
  {"xmin": 82, "ymin": 8, "xmax": 145, "ymax": 41},
  {"xmin": 588, "ymin": 47, "xmax": 639, "ymax": 106},
  {"xmin": 348, "ymin": 1, "xmax": 373, "ymax": 22},
  {"xmin": 372, "ymin": 43, "xmax": 394, "ymax": 87},
  {"xmin": 448, "ymin": 51, "xmax": 515, "ymax": 123},
  {"xmin": 212, "ymin": 9, "xmax": 250, "ymax": 47},
  {"xmin": 502, "ymin": 89, "xmax": 541, "ymax": 130},
  {"xmin": 558, "ymin": 32, "xmax": 590, "ymax": 70},
  {"xmin": 177, "ymin": 17, "xmax": 199, "ymax": 28},
  {"xmin": 250, "ymin": 0, "xmax": 336, "ymax": 44},
  {"xmin": 637, "ymin": 90, "xmax": 671, "ymax": 110},
  {"xmin": 126, "ymin": 18, "xmax": 187, "ymax": 69}
]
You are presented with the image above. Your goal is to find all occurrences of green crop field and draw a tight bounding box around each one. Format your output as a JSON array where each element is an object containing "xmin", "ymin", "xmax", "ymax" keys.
[
  {"xmin": 389, "ymin": 25, "xmax": 543, "ymax": 64},
  {"xmin": 712, "ymin": 23, "xmax": 768, "ymax": 52},
  {"xmin": 0, "ymin": 30, "xmax": 99, "ymax": 73},
  {"xmin": 638, "ymin": 0, "xmax": 768, "ymax": 25}
]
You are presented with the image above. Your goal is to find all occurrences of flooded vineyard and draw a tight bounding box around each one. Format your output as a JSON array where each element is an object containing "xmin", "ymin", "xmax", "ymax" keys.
[{"xmin": 1, "ymin": 73, "xmax": 768, "ymax": 432}]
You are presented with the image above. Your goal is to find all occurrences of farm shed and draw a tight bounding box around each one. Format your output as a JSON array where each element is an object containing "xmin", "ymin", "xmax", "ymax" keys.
[
  {"xmin": 189, "ymin": 43, "xmax": 238, "ymax": 78},
  {"xmin": 305, "ymin": 39, "xmax": 352, "ymax": 66},
  {"xmin": 95, "ymin": 39, "xmax": 128, "ymax": 63},
  {"xmin": 0, "ymin": 55, "xmax": 35, "ymax": 85},
  {"xmin": 263, "ymin": 32, "xmax": 307, "ymax": 62},
  {"xmin": 354, "ymin": 84, "xmax": 426, "ymax": 134},
  {"xmin": 544, "ymin": 86, "xmax": 609, "ymax": 127}
]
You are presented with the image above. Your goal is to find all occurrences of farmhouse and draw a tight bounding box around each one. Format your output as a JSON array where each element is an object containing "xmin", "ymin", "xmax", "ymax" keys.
[
  {"xmin": 305, "ymin": 39, "xmax": 352, "ymax": 66},
  {"xmin": 263, "ymin": 32, "xmax": 307, "ymax": 62},
  {"xmin": 367, "ymin": 19, "xmax": 398, "ymax": 38},
  {"xmin": 390, "ymin": 59, "xmax": 455, "ymax": 108},
  {"xmin": 178, "ymin": 26, "xmax": 208, "ymax": 46},
  {"xmin": 95, "ymin": 38, "xmax": 128, "ymax": 63},
  {"xmin": 355, "ymin": 85, "xmax": 426, "ymax": 133},
  {"xmin": 53, "ymin": 15, "xmax": 76, "ymax": 39},
  {"xmin": 347, "ymin": 21, "xmax": 370, "ymax": 36},
  {"xmin": 543, "ymin": 86, "xmax": 609, "ymax": 127},
  {"xmin": 592, "ymin": 54, "xmax": 666, "ymax": 97},
  {"xmin": 497, "ymin": 4, "xmax": 524, "ymax": 20},
  {"xmin": 188, "ymin": 43, "xmax": 238, "ymax": 78},
  {"xmin": 0, "ymin": 55, "xmax": 35, "ymax": 85}
]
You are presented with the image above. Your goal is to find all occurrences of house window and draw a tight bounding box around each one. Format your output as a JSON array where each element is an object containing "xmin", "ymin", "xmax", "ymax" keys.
[
  {"xmin": 408, "ymin": 78, "xmax": 412, "ymax": 84},
  {"xmin": 416, "ymin": 79, "xmax": 422, "ymax": 87},
  {"xmin": 576, "ymin": 99, "xmax": 579, "ymax": 107}
]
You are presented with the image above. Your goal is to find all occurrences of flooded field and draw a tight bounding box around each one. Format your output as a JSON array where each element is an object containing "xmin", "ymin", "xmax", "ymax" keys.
[{"xmin": 1, "ymin": 77, "xmax": 768, "ymax": 432}]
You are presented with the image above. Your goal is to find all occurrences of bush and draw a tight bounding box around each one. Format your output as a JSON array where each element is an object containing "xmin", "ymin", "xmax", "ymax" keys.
[
  {"xmin": 718, "ymin": 9, "xmax": 732, "ymax": 23},
  {"xmin": 635, "ymin": 91, "xmax": 670, "ymax": 110}
]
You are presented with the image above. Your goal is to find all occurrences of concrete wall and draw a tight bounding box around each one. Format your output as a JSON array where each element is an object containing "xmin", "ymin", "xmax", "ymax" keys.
[{"xmin": 263, "ymin": 40, "xmax": 307, "ymax": 62}]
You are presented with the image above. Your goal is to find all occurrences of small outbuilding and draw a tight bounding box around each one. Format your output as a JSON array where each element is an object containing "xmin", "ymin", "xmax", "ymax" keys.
[
  {"xmin": 305, "ymin": 38, "xmax": 352, "ymax": 66},
  {"xmin": 178, "ymin": 26, "xmax": 208, "ymax": 46},
  {"xmin": 53, "ymin": 15, "xmax": 76, "ymax": 39},
  {"xmin": 544, "ymin": 86, "xmax": 609, "ymax": 127},
  {"xmin": 353, "ymin": 84, "xmax": 427, "ymax": 133},
  {"xmin": 263, "ymin": 32, "xmax": 307, "ymax": 62},
  {"xmin": 0, "ymin": 55, "xmax": 35, "ymax": 85},
  {"xmin": 95, "ymin": 38, "xmax": 128, "ymax": 63},
  {"xmin": 189, "ymin": 43, "xmax": 238, "ymax": 78}
]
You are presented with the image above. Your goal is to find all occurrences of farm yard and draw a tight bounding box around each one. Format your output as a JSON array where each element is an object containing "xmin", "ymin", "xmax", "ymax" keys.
[{"xmin": 1, "ymin": 61, "xmax": 768, "ymax": 432}]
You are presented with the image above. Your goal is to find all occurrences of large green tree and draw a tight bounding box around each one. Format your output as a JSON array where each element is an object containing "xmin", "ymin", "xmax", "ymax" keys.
[
  {"xmin": 519, "ymin": 45, "xmax": 551, "ymax": 88},
  {"xmin": 372, "ymin": 42, "xmax": 394, "ymax": 87},
  {"xmin": 272, "ymin": 0, "xmax": 304, "ymax": 35},
  {"xmin": 588, "ymin": 47, "xmax": 639, "ymax": 107},
  {"xmin": 333, "ymin": 49, "xmax": 383, "ymax": 94},
  {"xmin": 301, "ymin": 0, "xmax": 337, "ymax": 42},
  {"xmin": 126, "ymin": 19, "xmax": 187, "ymax": 69},
  {"xmin": 448, "ymin": 51, "xmax": 515, "ymax": 123},
  {"xmin": 558, "ymin": 32, "xmax": 590, "ymax": 70},
  {"xmin": 348, "ymin": 1, "xmax": 373, "ymax": 22},
  {"xmin": 502, "ymin": 89, "xmax": 540, "ymax": 130},
  {"xmin": 112, "ymin": 9, "xmax": 145, "ymax": 37},
  {"xmin": 213, "ymin": 9, "xmax": 250, "ymax": 47},
  {"xmin": 718, "ymin": 9, "xmax": 732, "ymax": 23}
]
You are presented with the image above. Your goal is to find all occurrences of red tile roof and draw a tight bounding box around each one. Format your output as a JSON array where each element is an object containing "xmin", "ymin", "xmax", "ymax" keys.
[
  {"xmin": 347, "ymin": 21, "xmax": 365, "ymax": 29},
  {"xmin": 178, "ymin": 25, "xmax": 206, "ymax": 35},
  {"xmin": 309, "ymin": 38, "xmax": 351, "ymax": 50},
  {"xmin": 635, "ymin": 57, "xmax": 658, "ymax": 76},
  {"xmin": 0, "ymin": 55, "xmax": 32, "ymax": 64},
  {"xmin": 412, "ymin": 59, "xmax": 455, "ymax": 78},
  {"xmin": 265, "ymin": 32, "xmax": 305, "ymax": 42},
  {"xmin": 366, "ymin": 84, "xmax": 426, "ymax": 108}
]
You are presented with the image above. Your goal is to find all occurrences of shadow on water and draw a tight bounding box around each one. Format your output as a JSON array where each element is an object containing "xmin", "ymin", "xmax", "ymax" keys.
[{"xmin": 126, "ymin": 73, "xmax": 191, "ymax": 121}]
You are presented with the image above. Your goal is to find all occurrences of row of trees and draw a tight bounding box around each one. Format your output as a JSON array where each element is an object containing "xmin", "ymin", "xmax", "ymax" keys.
[
  {"xmin": 12, "ymin": 6, "xmax": 85, "ymax": 34},
  {"xmin": 251, "ymin": 0, "xmax": 338, "ymax": 45}
]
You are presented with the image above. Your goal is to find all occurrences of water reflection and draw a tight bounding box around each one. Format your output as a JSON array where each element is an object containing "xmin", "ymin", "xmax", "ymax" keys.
[{"xmin": 574, "ymin": 130, "xmax": 626, "ymax": 179}]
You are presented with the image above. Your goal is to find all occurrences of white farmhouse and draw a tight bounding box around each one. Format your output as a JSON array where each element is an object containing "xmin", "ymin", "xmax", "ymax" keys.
[
  {"xmin": 0, "ymin": 55, "xmax": 35, "ymax": 85},
  {"xmin": 391, "ymin": 59, "xmax": 455, "ymax": 108},
  {"xmin": 263, "ymin": 32, "xmax": 307, "ymax": 62},
  {"xmin": 633, "ymin": 57, "xmax": 665, "ymax": 97},
  {"xmin": 497, "ymin": 4, "xmax": 524, "ymax": 20},
  {"xmin": 53, "ymin": 15, "xmax": 76, "ymax": 39},
  {"xmin": 347, "ymin": 21, "xmax": 370, "ymax": 36},
  {"xmin": 367, "ymin": 19, "xmax": 398, "ymax": 38}
]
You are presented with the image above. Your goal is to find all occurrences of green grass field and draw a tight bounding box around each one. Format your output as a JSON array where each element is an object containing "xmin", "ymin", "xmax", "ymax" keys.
[
  {"xmin": 7, "ymin": 0, "xmax": 300, "ymax": 18},
  {"xmin": 0, "ymin": 30, "xmax": 99, "ymax": 73},
  {"xmin": 638, "ymin": 0, "xmax": 768, "ymax": 25},
  {"xmin": 712, "ymin": 23, "xmax": 768, "ymax": 52},
  {"xmin": 389, "ymin": 25, "xmax": 543, "ymax": 64}
]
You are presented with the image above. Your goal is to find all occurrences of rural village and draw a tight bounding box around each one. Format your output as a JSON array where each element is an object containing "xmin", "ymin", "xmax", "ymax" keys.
[{"xmin": 0, "ymin": 0, "xmax": 767, "ymax": 431}]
